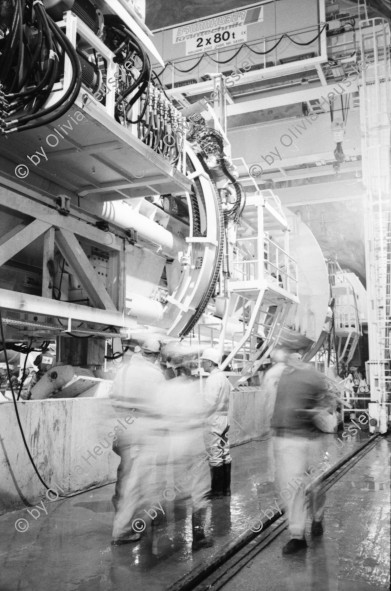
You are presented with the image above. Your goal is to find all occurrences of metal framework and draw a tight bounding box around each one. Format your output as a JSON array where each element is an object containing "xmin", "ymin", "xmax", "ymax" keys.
[
  {"xmin": 359, "ymin": 17, "xmax": 391, "ymax": 432},
  {"xmin": 195, "ymin": 174, "xmax": 300, "ymax": 383}
]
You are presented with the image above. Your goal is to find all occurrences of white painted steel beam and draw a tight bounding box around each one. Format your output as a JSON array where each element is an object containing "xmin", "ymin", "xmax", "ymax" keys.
[
  {"xmin": 166, "ymin": 55, "xmax": 327, "ymax": 100},
  {"xmin": 0, "ymin": 219, "xmax": 51, "ymax": 267},
  {"xmin": 226, "ymin": 81, "xmax": 359, "ymax": 117},
  {"xmin": 0, "ymin": 288, "xmax": 136, "ymax": 329},
  {"xmin": 42, "ymin": 228, "xmax": 55, "ymax": 299},
  {"xmin": 0, "ymin": 189, "xmax": 122, "ymax": 251},
  {"xmin": 78, "ymin": 176, "xmax": 168, "ymax": 197},
  {"xmin": 0, "ymin": 222, "xmax": 27, "ymax": 249},
  {"xmin": 55, "ymin": 229, "xmax": 117, "ymax": 311}
]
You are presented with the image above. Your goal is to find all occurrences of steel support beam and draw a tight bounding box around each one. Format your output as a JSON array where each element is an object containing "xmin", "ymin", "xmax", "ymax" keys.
[
  {"xmin": 0, "ymin": 288, "xmax": 135, "ymax": 329},
  {"xmin": 0, "ymin": 219, "xmax": 51, "ymax": 267},
  {"xmin": 226, "ymin": 81, "xmax": 359, "ymax": 117},
  {"xmin": 0, "ymin": 188, "xmax": 122, "ymax": 251},
  {"xmin": 55, "ymin": 229, "xmax": 117, "ymax": 311},
  {"xmin": 42, "ymin": 227, "xmax": 56, "ymax": 298},
  {"xmin": 166, "ymin": 56, "xmax": 327, "ymax": 101}
]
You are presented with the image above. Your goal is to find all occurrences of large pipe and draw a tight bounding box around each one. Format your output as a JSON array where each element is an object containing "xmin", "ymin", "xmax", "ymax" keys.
[
  {"xmin": 85, "ymin": 199, "xmax": 187, "ymax": 258},
  {"xmin": 0, "ymin": 288, "xmax": 162, "ymax": 329},
  {"xmin": 126, "ymin": 292, "xmax": 164, "ymax": 323}
]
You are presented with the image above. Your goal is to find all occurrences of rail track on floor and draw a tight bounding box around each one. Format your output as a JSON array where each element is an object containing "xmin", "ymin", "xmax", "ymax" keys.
[{"xmin": 167, "ymin": 433, "xmax": 380, "ymax": 591}]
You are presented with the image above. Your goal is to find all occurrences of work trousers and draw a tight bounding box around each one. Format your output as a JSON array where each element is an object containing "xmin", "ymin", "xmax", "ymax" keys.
[
  {"xmin": 273, "ymin": 434, "xmax": 326, "ymax": 538},
  {"xmin": 170, "ymin": 432, "xmax": 210, "ymax": 511},
  {"xmin": 205, "ymin": 414, "xmax": 232, "ymax": 467},
  {"xmin": 112, "ymin": 420, "xmax": 168, "ymax": 540}
]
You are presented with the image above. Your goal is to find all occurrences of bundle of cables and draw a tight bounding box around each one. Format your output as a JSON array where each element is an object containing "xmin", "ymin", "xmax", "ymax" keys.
[
  {"xmin": 103, "ymin": 14, "xmax": 150, "ymax": 127},
  {"xmin": 104, "ymin": 15, "xmax": 183, "ymax": 166},
  {"xmin": 187, "ymin": 122, "xmax": 245, "ymax": 224},
  {"xmin": 0, "ymin": 0, "xmax": 82, "ymax": 135}
]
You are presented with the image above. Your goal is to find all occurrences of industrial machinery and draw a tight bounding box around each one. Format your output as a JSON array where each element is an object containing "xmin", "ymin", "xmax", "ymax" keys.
[
  {"xmin": 2, "ymin": 0, "xmax": 388, "ymax": 518},
  {"xmin": 0, "ymin": 0, "xmax": 333, "ymax": 399}
]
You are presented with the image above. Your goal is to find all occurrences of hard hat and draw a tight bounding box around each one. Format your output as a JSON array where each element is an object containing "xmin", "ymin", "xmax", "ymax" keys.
[
  {"xmin": 141, "ymin": 336, "xmax": 161, "ymax": 353},
  {"xmin": 201, "ymin": 348, "xmax": 221, "ymax": 365},
  {"xmin": 270, "ymin": 347, "xmax": 289, "ymax": 363}
]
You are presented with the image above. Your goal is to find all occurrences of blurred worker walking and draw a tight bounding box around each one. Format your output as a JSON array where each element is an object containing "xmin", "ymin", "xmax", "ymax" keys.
[
  {"xmin": 270, "ymin": 348, "xmax": 333, "ymax": 554},
  {"xmin": 201, "ymin": 348, "xmax": 232, "ymax": 499},
  {"xmin": 158, "ymin": 348, "xmax": 213, "ymax": 550},
  {"xmin": 110, "ymin": 336, "xmax": 166, "ymax": 544}
]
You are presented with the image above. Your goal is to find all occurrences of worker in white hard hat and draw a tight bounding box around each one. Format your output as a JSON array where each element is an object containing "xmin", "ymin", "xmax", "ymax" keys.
[
  {"xmin": 201, "ymin": 347, "xmax": 232, "ymax": 498},
  {"xmin": 110, "ymin": 335, "xmax": 166, "ymax": 545}
]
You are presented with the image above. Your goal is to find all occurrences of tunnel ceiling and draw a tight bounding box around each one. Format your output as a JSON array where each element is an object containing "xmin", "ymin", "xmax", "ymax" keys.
[{"xmin": 291, "ymin": 200, "xmax": 366, "ymax": 286}]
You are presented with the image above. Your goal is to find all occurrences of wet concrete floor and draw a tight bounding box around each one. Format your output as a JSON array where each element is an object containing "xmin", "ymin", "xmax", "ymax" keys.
[
  {"xmin": 0, "ymin": 431, "xmax": 386, "ymax": 591},
  {"xmin": 221, "ymin": 435, "xmax": 390, "ymax": 591}
]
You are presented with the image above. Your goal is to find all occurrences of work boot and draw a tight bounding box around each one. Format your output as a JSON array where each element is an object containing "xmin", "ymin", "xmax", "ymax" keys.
[
  {"xmin": 311, "ymin": 520, "xmax": 324, "ymax": 537},
  {"xmin": 282, "ymin": 537, "xmax": 307, "ymax": 555},
  {"xmin": 209, "ymin": 465, "xmax": 224, "ymax": 499},
  {"xmin": 192, "ymin": 508, "xmax": 214, "ymax": 551},
  {"xmin": 111, "ymin": 532, "xmax": 142, "ymax": 545},
  {"xmin": 223, "ymin": 463, "xmax": 231, "ymax": 496}
]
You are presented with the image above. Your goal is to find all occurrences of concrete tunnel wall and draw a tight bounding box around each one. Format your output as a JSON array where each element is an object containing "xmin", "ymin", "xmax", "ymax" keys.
[{"xmin": 0, "ymin": 387, "xmax": 271, "ymax": 515}]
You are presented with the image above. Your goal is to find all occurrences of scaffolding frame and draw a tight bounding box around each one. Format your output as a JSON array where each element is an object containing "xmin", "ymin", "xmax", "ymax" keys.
[{"xmin": 359, "ymin": 17, "xmax": 391, "ymax": 432}]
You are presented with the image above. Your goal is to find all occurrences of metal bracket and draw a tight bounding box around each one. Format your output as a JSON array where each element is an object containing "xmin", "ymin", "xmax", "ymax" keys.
[
  {"xmin": 56, "ymin": 195, "xmax": 71, "ymax": 216},
  {"xmin": 125, "ymin": 228, "xmax": 138, "ymax": 245}
]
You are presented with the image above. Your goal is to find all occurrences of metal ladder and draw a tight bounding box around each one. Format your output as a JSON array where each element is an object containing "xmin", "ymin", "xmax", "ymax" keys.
[{"xmin": 359, "ymin": 17, "xmax": 391, "ymax": 432}]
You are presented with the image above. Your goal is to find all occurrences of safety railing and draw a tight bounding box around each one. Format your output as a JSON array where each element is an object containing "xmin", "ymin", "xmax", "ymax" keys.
[
  {"xmin": 232, "ymin": 235, "xmax": 298, "ymax": 297},
  {"xmin": 359, "ymin": 17, "xmax": 391, "ymax": 426},
  {"xmin": 334, "ymin": 303, "xmax": 361, "ymax": 333},
  {"xmin": 60, "ymin": 12, "xmax": 186, "ymax": 173},
  {"xmin": 155, "ymin": 23, "xmax": 325, "ymax": 90}
]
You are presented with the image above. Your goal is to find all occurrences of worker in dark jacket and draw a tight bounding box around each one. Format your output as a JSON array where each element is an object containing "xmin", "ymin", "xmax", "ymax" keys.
[{"xmin": 271, "ymin": 349, "xmax": 332, "ymax": 554}]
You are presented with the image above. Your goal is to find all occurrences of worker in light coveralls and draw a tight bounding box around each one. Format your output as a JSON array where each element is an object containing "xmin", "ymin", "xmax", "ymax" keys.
[
  {"xmin": 270, "ymin": 348, "xmax": 332, "ymax": 554},
  {"xmin": 157, "ymin": 348, "xmax": 213, "ymax": 550},
  {"xmin": 110, "ymin": 336, "xmax": 166, "ymax": 544},
  {"xmin": 201, "ymin": 348, "xmax": 232, "ymax": 498}
]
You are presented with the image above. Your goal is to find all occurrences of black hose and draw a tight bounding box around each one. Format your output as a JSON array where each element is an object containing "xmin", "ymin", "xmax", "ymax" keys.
[
  {"xmin": 9, "ymin": 0, "xmax": 23, "ymax": 93},
  {"xmin": 2, "ymin": 4, "xmax": 82, "ymax": 133},
  {"xmin": 16, "ymin": 8, "xmax": 81, "ymax": 125},
  {"xmin": 0, "ymin": 310, "xmax": 115, "ymax": 500},
  {"xmin": 7, "ymin": 7, "xmax": 56, "ymax": 101},
  {"xmin": 0, "ymin": 0, "xmax": 20, "ymax": 81},
  {"xmin": 0, "ymin": 309, "xmax": 51, "ymax": 491}
]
